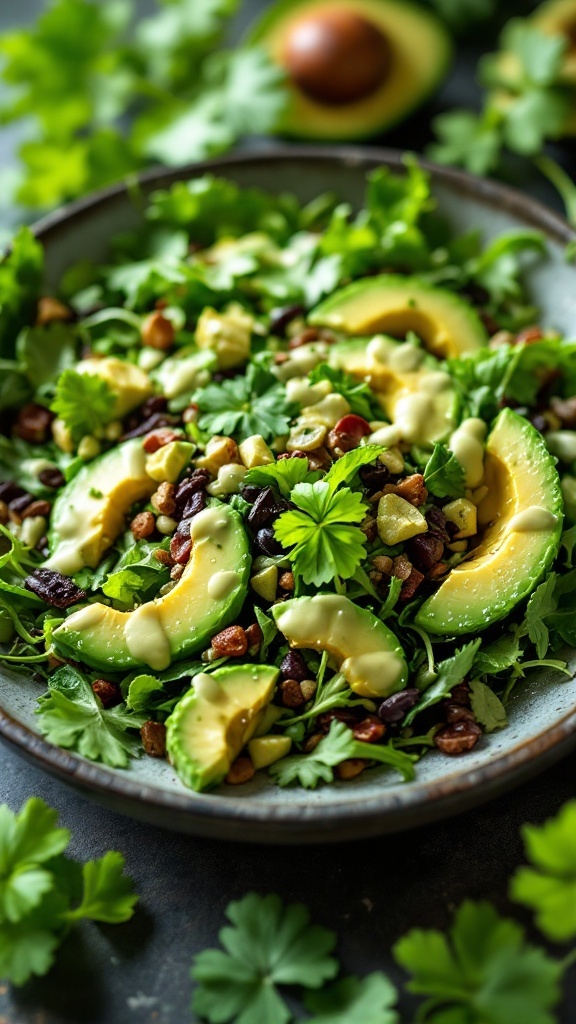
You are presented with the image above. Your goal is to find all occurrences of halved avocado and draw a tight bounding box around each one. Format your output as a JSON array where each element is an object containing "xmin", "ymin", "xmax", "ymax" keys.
[
  {"xmin": 166, "ymin": 664, "xmax": 278, "ymax": 792},
  {"xmin": 272, "ymin": 593, "xmax": 408, "ymax": 699},
  {"xmin": 45, "ymin": 439, "xmax": 156, "ymax": 576},
  {"xmin": 248, "ymin": 0, "xmax": 452, "ymax": 141},
  {"xmin": 415, "ymin": 409, "xmax": 564, "ymax": 636},
  {"xmin": 52, "ymin": 504, "xmax": 251, "ymax": 672},
  {"xmin": 310, "ymin": 275, "xmax": 488, "ymax": 358},
  {"xmin": 330, "ymin": 334, "xmax": 458, "ymax": 444}
]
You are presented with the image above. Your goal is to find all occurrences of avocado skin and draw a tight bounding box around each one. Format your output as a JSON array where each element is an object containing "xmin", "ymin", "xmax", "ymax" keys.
[
  {"xmin": 166, "ymin": 665, "xmax": 279, "ymax": 792},
  {"xmin": 246, "ymin": 0, "xmax": 452, "ymax": 142},
  {"xmin": 415, "ymin": 409, "xmax": 564, "ymax": 636}
]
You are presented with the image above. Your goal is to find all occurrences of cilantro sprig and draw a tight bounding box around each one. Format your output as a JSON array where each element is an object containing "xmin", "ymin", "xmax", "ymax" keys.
[
  {"xmin": 0, "ymin": 798, "xmax": 137, "ymax": 986},
  {"xmin": 195, "ymin": 361, "xmax": 294, "ymax": 443},
  {"xmin": 50, "ymin": 368, "xmax": 116, "ymax": 442}
]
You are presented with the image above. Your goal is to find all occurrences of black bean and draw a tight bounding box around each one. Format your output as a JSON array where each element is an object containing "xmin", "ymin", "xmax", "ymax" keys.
[
  {"xmin": 9, "ymin": 493, "xmax": 35, "ymax": 514},
  {"xmin": 279, "ymin": 650, "xmax": 309, "ymax": 683},
  {"xmin": 25, "ymin": 569, "xmax": 87, "ymax": 609},
  {"xmin": 0, "ymin": 482, "xmax": 27, "ymax": 504},
  {"xmin": 378, "ymin": 688, "xmax": 420, "ymax": 724},
  {"xmin": 269, "ymin": 304, "xmax": 306, "ymax": 337},
  {"xmin": 240, "ymin": 484, "xmax": 261, "ymax": 504},
  {"xmin": 38, "ymin": 467, "xmax": 66, "ymax": 489},
  {"xmin": 256, "ymin": 527, "xmax": 283, "ymax": 556}
]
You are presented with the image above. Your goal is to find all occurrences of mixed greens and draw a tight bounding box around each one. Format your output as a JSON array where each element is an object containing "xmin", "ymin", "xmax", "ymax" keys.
[{"xmin": 0, "ymin": 161, "xmax": 575, "ymax": 793}]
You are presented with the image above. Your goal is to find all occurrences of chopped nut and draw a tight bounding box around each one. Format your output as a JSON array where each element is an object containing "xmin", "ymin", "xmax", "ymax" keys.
[
  {"xmin": 434, "ymin": 720, "xmax": 482, "ymax": 755},
  {"xmin": 352, "ymin": 715, "xmax": 385, "ymax": 743},
  {"xmin": 21, "ymin": 499, "xmax": 51, "ymax": 520},
  {"xmin": 141, "ymin": 721, "xmax": 167, "ymax": 758},
  {"xmin": 445, "ymin": 701, "xmax": 476, "ymax": 724},
  {"xmin": 300, "ymin": 679, "xmax": 317, "ymax": 701},
  {"xmin": 335, "ymin": 759, "xmax": 367, "ymax": 780},
  {"xmin": 225, "ymin": 756, "xmax": 255, "ymax": 785},
  {"xmin": 245, "ymin": 622, "xmax": 264, "ymax": 654},
  {"xmin": 372, "ymin": 555, "xmax": 393, "ymax": 574},
  {"xmin": 151, "ymin": 481, "xmax": 177, "ymax": 516},
  {"xmin": 279, "ymin": 571, "xmax": 295, "ymax": 591},
  {"xmin": 396, "ymin": 474, "xmax": 428, "ymax": 506},
  {"xmin": 14, "ymin": 403, "xmax": 54, "ymax": 444},
  {"xmin": 288, "ymin": 326, "xmax": 321, "ymax": 349},
  {"xmin": 141, "ymin": 311, "xmax": 175, "ymax": 350},
  {"xmin": 0, "ymin": 500, "xmax": 8, "ymax": 525},
  {"xmin": 154, "ymin": 548, "xmax": 174, "ymax": 567},
  {"xmin": 92, "ymin": 679, "xmax": 122, "ymax": 709},
  {"xmin": 131, "ymin": 510, "xmax": 156, "ymax": 540},
  {"xmin": 211, "ymin": 625, "xmax": 249, "ymax": 658},
  {"xmin": 400, "ymin": 566, "xmax": 425, "ymax": 601},
  {"xmin": 369, "ymin": 570, "xmax": 383, "ymax": 586},
  {"xmin": 514, "ymin": 325, "xmax": 544, "ymax": 346},
  {"xmin": 427, "ymin": 561, "xmax": 449, "ymax": 580},
  {"xmin": 303, "ymin": 732, "xmax": 323, "ymax": 752},
  {"xmin": 170, "ymin": 563, "xmax": 185, "ymax": 581},
  {"xmin": 392, "ymin": 555, "xmax": 413, "ymax": 581},
  {"xmin": 143, "ymin": 428, "xmax": 181, "ymax": 454},
  {"xmin": 279, "ymin": 678, "xmax": 306, "ymax": 708},
  {"xmin": 36, "ymin": 296, "xmax": 73, "ymax": 325}
]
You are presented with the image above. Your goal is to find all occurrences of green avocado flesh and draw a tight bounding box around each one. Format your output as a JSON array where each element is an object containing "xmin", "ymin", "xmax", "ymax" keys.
[
  {"xmin": 310, "ymin": 274, "xmax": 487, "ymax": 358},
  {"xmin": 416, "ymin": 409, "xmax": 564, "ymax": 636},
  {"xmin": 329, "ymin": 334, "xmax": 459, "ymax": 444},
  {"xmin": 46, "ymin": 439, "xmax": 156, "ymax": 576},
  {"xmin": 272, "ymin": 593, "xmax": 408, "ymax": 699},
  {"xmin": 52, "ymin": 504, "xmax": 251, "ymax": 673},
  {"xmin": 248, "ymin": 0, "xmax": 451, "ymax": 141},
  {"xmin": 166, "ymin": 664, "xmax": 279, "ymax": 792}
]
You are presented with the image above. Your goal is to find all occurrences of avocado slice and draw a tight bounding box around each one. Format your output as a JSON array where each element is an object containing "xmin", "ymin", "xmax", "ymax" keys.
[
  {"xmin": 166, "ymin": 664, "xmax": 278, "ymax": 792},
  {"xmin": 248, "ymin": 0, "xmax": 451, "ymax": 141},
  {"xmin": 311, "ymin": 275, "xmax": 487, "ymax": 359},
  {"xmin": 52, "ymin": 504, "xmax": 251, "ymax": 672},
  {"xmin": 330, "ymin": 334, "xmax": 459, "ymax": 444},
  {"xmin": 46, "ymin": 439, "xmax": 156, "ymax": 576},
  {"xmin": 76, "ymin": 357, "xmax": 153, "ymax": 418},
  {"xmin": 416, "ymin": 409, "xmax": 564, "ymax": 636},
  {"xmin": 272, "ymin": 594, "xmax": 408, "ymax": 699}
]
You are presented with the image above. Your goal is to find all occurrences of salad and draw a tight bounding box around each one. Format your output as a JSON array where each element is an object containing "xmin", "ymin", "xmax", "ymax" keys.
[{"xmin": 0, "ymin": 161, "xmax": 575, "ymax": 793}]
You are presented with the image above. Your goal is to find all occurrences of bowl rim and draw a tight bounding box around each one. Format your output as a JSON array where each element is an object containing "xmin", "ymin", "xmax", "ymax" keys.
[{"xmin": 2, "ymin": 144, "xmax": 575, "ymax": 843}]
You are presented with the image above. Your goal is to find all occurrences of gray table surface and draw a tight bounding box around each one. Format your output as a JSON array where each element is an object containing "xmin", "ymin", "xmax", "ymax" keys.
[{"xmin": 1, "ymin": 3, "xmax": 575, "ymax": 1023}]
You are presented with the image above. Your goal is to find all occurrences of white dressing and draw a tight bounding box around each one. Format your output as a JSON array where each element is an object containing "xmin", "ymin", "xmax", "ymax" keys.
[
  {"xmin": 208, "ymin": 570, "xmax": 241, "ymax": 601},
  {"xmin": 124, "ymin": 603, "xmax": 171, "ymax": 671},
  {"xmin": 509, "ymin": 506, "xmax": 559, "ymax": 533},
  {"xmin": 190, "ymin": 507, "xmax": 230, "ymax": 541},
  {"xmin": 449, "ymin": 418, "xmax": 487, "ymax": 488}
]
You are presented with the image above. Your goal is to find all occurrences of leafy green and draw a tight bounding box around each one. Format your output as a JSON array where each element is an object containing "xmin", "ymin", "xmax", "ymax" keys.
[
  {"xmin": 304, "ymin": 972, "xmax": 399, "ymax": 1023},
  {"xmin": 101, "ymin": 539, "xmax": 170, "ymax": 609},
  {"xmin": 308, "ymin": 364, "xmax": 380, "ymax": 422},
  {"xmin": 253, "ymin": 607, "xmax": 277, "ymax": 661},
  {"xmin": 511, "ymin": 801, "xmax": 576, "ymax": 943},
  {"xmin": 0, "ymin": 798, "xmax": 137, "ymax": 986},
  {"xmin": 16, "ymin": 322, "xmax": 78, "ymax": 392},
  {"xmin": 0, "ymin": 227, "xmax": 43, "ymax": 358},
  {"xmin": 473, "ymin": 633, "xmax": 523, "ymax": 675},
  {"xmin": 393, "ymin": 900, "xmax": 561, "ymax": 1024},
  {"xmin": 191, "ymin": 892, "xmax": 338, "ymax": 1024},
  {"xmin": 36, "ymin": 665, "xmax": 146, "ymax": 768},
  {"xmin": 195, "ymin": 361, "xmax": 294, "ymax": 443},
  {"xmin": 270, "ymin": 720, "xmax": 415, "ymax": 789},
  {"xmin": 244, "ymin": 457, "xmax": 312, "ymax": 499},
  {"xmin": 50, "ymin": 368, "xmax": 116, "ymax": 442},
  {"xmin": 323, "ymin": 445, "xmax": 384, "ymax": 493},
  {"xmin": 469, "ymin": 680, "xmax": 507, "ymax": 732},
  {"xmin": 404, "ymin": 640, "xmax": 482, "ymax": 725},
  {"xmin": 423, "ymin": 445, "xmax": 466, "ymax": 499}
]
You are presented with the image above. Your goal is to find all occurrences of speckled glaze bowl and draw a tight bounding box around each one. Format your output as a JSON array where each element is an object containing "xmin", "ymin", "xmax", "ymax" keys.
[{"xmin": 1, "ymin": 148, "xmax": 575, "ymax": 843}]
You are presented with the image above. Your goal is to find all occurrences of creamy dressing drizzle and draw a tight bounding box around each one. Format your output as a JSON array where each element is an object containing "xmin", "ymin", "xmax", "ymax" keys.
[
  {"xmin": 207, "ymin": 570, "xmax": 240, "ymax": 600},
  {"xmin": 509, "ymin": 506, "xmax": 558, "ymax": 533},
  {"xmin": 190, "ymin": 507, "xmax": 230, "ymax": 541},
  {"xmin": 449, "ymin": 418, "xmax": 486, "ymax": 488},
  {"xmin": 124, "ymin": 603, "xmax": 171, "ymax": 671}
]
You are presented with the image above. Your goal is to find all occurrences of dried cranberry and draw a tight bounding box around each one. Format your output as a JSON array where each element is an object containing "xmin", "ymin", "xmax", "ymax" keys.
[
  {"xmin": 0, "ymin": 482, "xmax": 27, "ymax": 504},
  {"xmin": 25, "ymin": 569, "xmax": 87, "ymax": 609},
  {"xmin": 9, "ymin": 493, "xmax": 35, "ymax": 515},
  {"xmin": 120, "ymin": 412, "xmax": 180, "ymax": 442},
  {"xmin": 170, "ymin": 520, "xmax": 192, "ymax": 564},
  {"xmin": 240, "ymin": 484, "xmax": 262, "ymax": 504},
  {"xmin": 359, "ymin": 463, "xmax": 390, "ymax": 490},
  {"xmin": 256, "ymin": 527, "xmax": 283, "ymax": 556},
  {"xmin": 407, "ymin": 534, "xmax": 444, "ymax": 572},
  {"xmin": 174, "ymin": 470, "xmax": 210, "ymax": 517},
  {"xmin": 327, "ymin": 414, "xmax": 372, "ymax": 452},
  {"xmin": 140, "ymin": 395, "xmax": 168, "ymax": 418},
  {"xmin": 181, "ymin": 490, "xmax": 206, "ymax": 521},
  {"xmin": 426, "ymin": 507, "xmax": 451, "ymax": 543},
  {"xmin": 246, "ymin": 488, "xmax": 277, "ymax": 530},
  {"xmin": 280, "ymin": 650, "xmax": 309, "ymax": 683},
  {"xmin": 378, "ymin": 688, "xmax": 420, "ymax": 724},
  {"xmin": 92, "ymin": 679, "xmax": 122, "ymax": 709}
]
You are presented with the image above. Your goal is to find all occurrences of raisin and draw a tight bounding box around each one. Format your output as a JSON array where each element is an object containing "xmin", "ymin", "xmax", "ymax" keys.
[
  {"xmin": 378, "ymin": 688, "xmax": 420, "ymax": 724},
  {"xmin": 92, "ymin": 679, "xmax": 122, "ymax": 709},
  {"xmin": 24, "ymin": 569, "xmax": 86, "ymax": 609},
  {"xmin": 141, "ymin": 721, "xmax": 167, "ymax": 758},
  {"xmin": 434, "ymin": 720, "xmax": 482, "ymax": 755},
  {"xmin": 279, "ymin": 650, "xmax": 309, "ymax": 683}
]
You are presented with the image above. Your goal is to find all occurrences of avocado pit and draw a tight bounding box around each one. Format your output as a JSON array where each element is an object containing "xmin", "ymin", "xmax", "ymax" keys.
[{"xmin": 283, "ymin": 10, "xmax": 391, "ymax": 105}]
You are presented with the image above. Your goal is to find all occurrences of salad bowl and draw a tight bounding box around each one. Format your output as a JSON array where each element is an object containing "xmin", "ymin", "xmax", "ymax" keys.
[{"xmin": 1, "ymin": 146, "xmax": 575, "ymax": 843}]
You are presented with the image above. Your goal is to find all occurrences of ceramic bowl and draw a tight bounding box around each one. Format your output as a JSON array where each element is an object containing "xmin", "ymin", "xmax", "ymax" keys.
[{"xmin": 1, "ymin": 147, "xmax": 575, "ymax": 843}]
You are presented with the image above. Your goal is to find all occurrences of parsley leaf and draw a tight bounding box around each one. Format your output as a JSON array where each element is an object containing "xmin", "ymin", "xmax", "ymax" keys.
[
  {"xmin": 429, "ymin": 109, "xmax": 504, "ymax": 176},
  {"xmin": 511, "ymin": 801, "xmax": 576, "ymax": 943},
  {"xmin": 67, "ymin": 852, "xmax": 138, "ymax": 924},
  {"xmin": 50, "ymin": 368, "xmax": 116, "ymax": 442},
  {"xmin": 469, "ymin": 680, "xmax": 507, "ymax": 733},
  {"xmin": 195, "ymin": 362, "xmax": 294, "ymax": 443},
  {"xmin": 270, "ymin": 720, "xmax": 415, "ymax": 789},
  {"xmin": 304, "ymin": 972, "xmax": 399, "ymax": 1023},
  {"xmin": 274, "ymin": 482, "xmax": 368, "ymax": 586},
  {"xmin": 36, "ymin": 665, "xmax": 146, "ymax": 768},
  {"xmin": 393, "ymin": 900, "xmax": 561, "ymax": 1024},
  {"xmin": 244, "ymin": 457, "xmax": 312, "ymax": 499},
  {"xmin": 404, "ymin": 640, "xmax": 482, "ymax": 725},
  {"xmin": 423, "ymin": 445, "xmax": 466, "ymax": 499},
  {"xmin": 323, "ymin": 444, "xmax": 384, "ymax": 493},
  {"xmin": 191, "ymin": 892, "xmax": 338, "ymax": 1024},
  {"xmin": 0, "ymin": 798, "xmax": 69, "ymax": 925}
]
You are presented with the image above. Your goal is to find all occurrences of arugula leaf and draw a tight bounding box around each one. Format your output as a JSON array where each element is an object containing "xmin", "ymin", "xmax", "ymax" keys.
[
  {"xmin": 101, "ymin": 539, "xmax": 170, "ymax": 609},
  {"xmin": 191, "ymin": 892, "xmax": 338, "ymax": 1024},
  {"xmin": 274, "ymin": 482, "xmax": 368, "ymax": 586},
  {"xmin": 304, "ymin": 972, "xmax": 399, "ymax": 1023},
  {"xmin": 393, "ymin": 900, "xmax": 561, "ymax": 1024},
  {"xmin": 423, "ymin": 445, "xmax": 466, "ymax": 499},
  {"xmin": 67, "ymin": 852, "xmax": 138, "ymax": 924},
  {"xmin": 36, "ymin": 665, "xmax": 146, "ymax": 768},
  {"xmin": 404, "ymin": 640, "xmax": 482, "ymax": 725},
  {"xmin": 0, "ymin": 227, "xmax": 43, "ymax": 359},
  {"xmin": 244, "ymin": 457, "xmax": 311, "ymax": 499},
  {"xmin": 469, "ymin": 680, "xmax": 507, "ymax": 733},
  {"xmin": 0, "ymin": 799, "xmax": 69, "ymax": 925},
  {"xmin": 50, "ymin": 368, "xmax": 116, "ymax": 442},
  {"xmin": 308, "ymin": 364, "xmax": 380, "ymax": 422},
  {"xmin": 270, "ymin": 720, "xmax": 415, "ymax": 789},
  {"xmin": 511, "ymin": 801, "xmax": 576, "ymax": 942},
  {"xmin": 195, "ymin": 362, "xmax": 294, "ymax": 443}
]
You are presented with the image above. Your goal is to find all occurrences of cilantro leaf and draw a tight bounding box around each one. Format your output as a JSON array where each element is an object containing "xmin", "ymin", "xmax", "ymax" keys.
[
  {"xmin": 244, "ymin": 457, "xmax": 311, "ymax": 499},
  {"xmin": 270, "ymin": 720, "xmax": 415, "ymax": 789},
  {"xmin": 469, "ymin": 680, "xmax": 507, "ymax": 733},
  {"xmin": 423, "ymin": 445, "xmax": 466, "ymax": 499},
  {"xmin": 50, "ymin": 368, "xmax": 116, "ymax": 442},
  {"xmin": 304, "ymin": 972, "xmax": 399, "ymax": 1023},
  {"xmin": 68, "ymin": 852, "xmax": 138, "ymax": 924},
  {"xmin": 36, "ymin": 665, "xmax": 146, "ymax": 768},
  {"xmin": 404, "ymin": 640, "xmax": 482, "ymax": 725},
  {"xmin": 191, "ymin": 892, "xmax": 338, "ymax": 1024},
  {"xmin": 429, "ymin": 109, "xmax": 503, "ymax": 176},
  {"xmin": 274, "ymin": 482, "xmax": 368, "ymax": 586},
  {"xmin": 0, "ymin": 799, "xmax": 69, "ymax": 925},
  {"xmin": 0, "ymin": 227, "xmax": 44, "ymax": 359},
  {"xmin": 511, "ymin": 800, "xmax": 576, "ymax": 942},
  {"xmin": 323, "ymin": 444, "xmax": 384, "ymax": 493},
  {"xmin": 393, "ymin": 900, "xmax": 561, "ymax": 1024},
  {"xmin": 195, "ymin": 362, "xmax": 294, "ymax": 443},
  {"xmin": 0, "ymin": 893, "xmax": 65, "ymax": 987},
  {"xmin": 308, "ymin": 364, "xmax": 380, "ymax": 422}
]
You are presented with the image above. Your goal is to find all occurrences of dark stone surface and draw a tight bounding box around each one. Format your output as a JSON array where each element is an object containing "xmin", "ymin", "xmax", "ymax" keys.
[{"xmin": 1, "ymin": 1, "xmax": 575, "ymax": 1022}]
